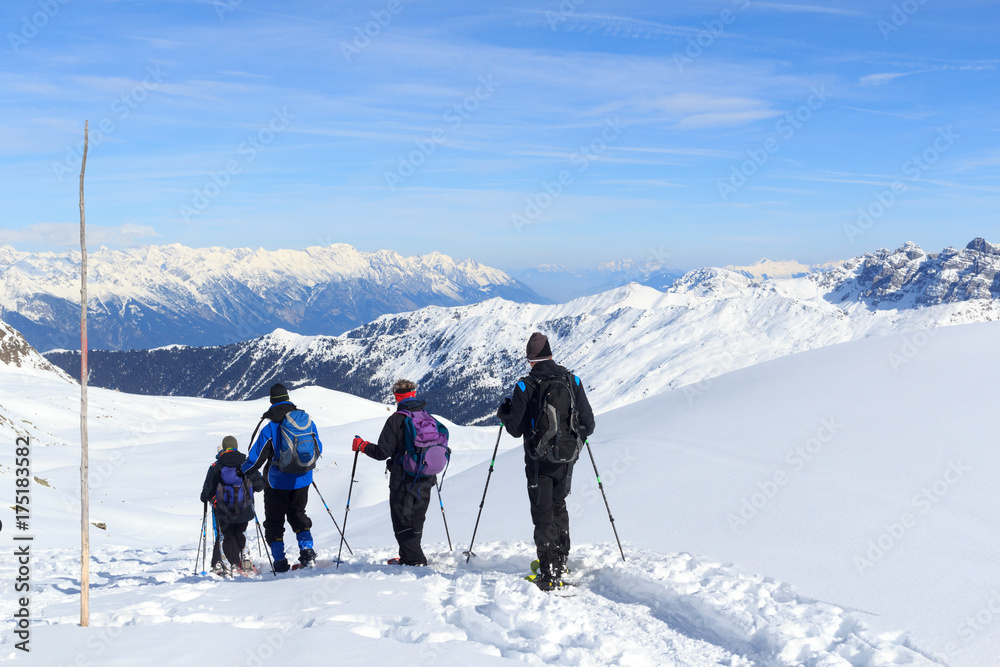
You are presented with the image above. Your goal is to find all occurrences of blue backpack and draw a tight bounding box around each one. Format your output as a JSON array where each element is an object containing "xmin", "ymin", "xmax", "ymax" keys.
[
  {"xmin": 397, "ymin": 409, "xmax": 450, "ymax": 478},
  {"xmin": 215, "ymin": 465, "xmax": 254, "ymax": 519},
  {"xmin": 275, "ymin": 410, "xmax": 320, "ymax": 474}
]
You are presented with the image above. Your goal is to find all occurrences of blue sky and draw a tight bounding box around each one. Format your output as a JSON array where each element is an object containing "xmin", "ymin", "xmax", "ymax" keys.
[{"xmin": 1, "ymin": 0, "xmax": 998, "ymax": 271}]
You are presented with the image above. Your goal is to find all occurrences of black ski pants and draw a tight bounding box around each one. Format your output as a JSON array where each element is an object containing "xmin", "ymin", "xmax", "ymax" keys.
[
  {"xmin": 262, "ymin": 485, "xmax": 312, "ymax": 546},
  {"xmin": 212, "ymin": 515, "xmax": 249, "ymax": 568},
  {"xmin": 388, "ymin": 466, "xmax": 435, "ymax": 566},
  {"xmin": 526, "ymin": 461, "xmax": 572, "ymax": 566}
]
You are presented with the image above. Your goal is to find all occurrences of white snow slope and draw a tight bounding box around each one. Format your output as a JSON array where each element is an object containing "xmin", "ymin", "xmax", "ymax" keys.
[{"xmin": 2, "ymin": 322, "xmax": 998, "ymax": 665}]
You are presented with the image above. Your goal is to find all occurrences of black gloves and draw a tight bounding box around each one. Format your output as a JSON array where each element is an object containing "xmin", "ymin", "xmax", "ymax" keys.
[
  {"xmin": 496, "ymin": 398, "xmax": 512, "ymax": 422},
  {"xmin": 235, "ymin": 466, "xmax": 245, "ymax": 478}
]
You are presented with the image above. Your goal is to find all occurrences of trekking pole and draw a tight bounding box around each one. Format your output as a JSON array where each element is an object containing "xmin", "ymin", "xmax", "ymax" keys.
[
  {"xmin": 211, "ymin": 509, "xmax": 220, "ymax": 571},
  {"xmin": 585, "ymin": 440, "xmax": 626, "ymax": 563},
  {"xmin": 311, "ymin": 481, "xmax": 353, "ymax": 556},
  {"xmin": 464, "ymin": 423, "xmax": 504, "ymax": 563},
  {"xmin": 336, "ymin": 448, "xmax": 361, "ymax": 569},
  {"xmin": 194, "ymin": 502, "xmax": 208, "ymax": 574},
  {"xmin": 435, "ymin": 482, "xmax": 453, "ymax": 551},
  {"xmin": 251, "ymin": 504, "xmax": 263, "ymax": 561},
  {"xmin": 253, "ymin": 510, "xmax": 276, "ymax": 577},
  {"xmin": 201, "ymin": 503, "xmax": 209, "ymax": 574}
]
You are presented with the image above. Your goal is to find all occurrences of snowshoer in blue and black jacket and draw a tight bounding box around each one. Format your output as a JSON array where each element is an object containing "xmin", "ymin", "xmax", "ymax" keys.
[
  {"xmin": 352, "ymin": 379, "xmax": 446, "ymax": 566},
  {"xmin": 200, "ymin": 435, "xmax": 264, "ymax": 575},
  {"xmin": 241, "ymin": 383, "xmax": 323, "ymax": 572},
  {"xmin": 499, "ymin": 332, "xmax": 595, "ymax": 589}
]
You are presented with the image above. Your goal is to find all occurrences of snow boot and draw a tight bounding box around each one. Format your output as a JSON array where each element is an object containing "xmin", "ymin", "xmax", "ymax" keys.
[
  {"xmin": 533, "ymin": 558, "xmax": 557, "ymax": 591},
  {"xmin": 532, "ymin": 558, "xmax": 571, "ymax": 577},
  {"xmin": 273, "ymin": 559, "xmax": 290, "ymax": 573},
  {"xmin": 298, "ymin": 548, "xmax": 317, "ymax": 568},
  {"xmin": 552, "ymin": 553, "xmax": 568, "ymax": 582},
  {"xmin": 212, "ymin": 561, "xmax": 229, "ymax": 577}
]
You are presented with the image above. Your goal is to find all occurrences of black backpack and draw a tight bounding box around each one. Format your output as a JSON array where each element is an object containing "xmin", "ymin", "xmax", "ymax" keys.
[{"xmin": 526, "ymin": 373, "xmax": 585, "ymax": 464}]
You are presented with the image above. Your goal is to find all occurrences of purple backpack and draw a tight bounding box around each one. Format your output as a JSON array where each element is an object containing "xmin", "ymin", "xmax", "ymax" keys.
[
  {"xmin": 397, "ymin": 409, "xmax": 450, "ymax": 477},
  {"xmin": 215, "ymin": 465, "xmax": 254, "ymax": 519}
]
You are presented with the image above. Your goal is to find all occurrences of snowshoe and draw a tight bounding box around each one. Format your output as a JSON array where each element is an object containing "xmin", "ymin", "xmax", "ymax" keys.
[
  {"xmin": 387, "ymin": 558, "xmax": 402, "ymax": 565},
  {"xmin": 527, "ymin": 560, "xmax": 573, "ymax": 592}
]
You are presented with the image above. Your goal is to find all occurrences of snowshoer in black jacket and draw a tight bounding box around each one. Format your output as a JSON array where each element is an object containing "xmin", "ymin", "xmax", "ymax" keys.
[
  {"xmin": 498, "ymin": 332, "xmax": 595, "ymax": 590},
  {"xmin": 200, "ymin": 435, "xmax": 264, "ymax": 575},
  {"xmin": 352, "ymin": 379, "xmax": 449, "ymax": 566}
]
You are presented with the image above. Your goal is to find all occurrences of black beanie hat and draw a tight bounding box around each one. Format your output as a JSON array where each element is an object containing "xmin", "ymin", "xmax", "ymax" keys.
[
  {"xmin": 526, "ymin": 332, "xmax": 553, "ymax": 361},
  {"xmin": 269, "ymin": 383, "xmax": 289, "ymax": 404}
]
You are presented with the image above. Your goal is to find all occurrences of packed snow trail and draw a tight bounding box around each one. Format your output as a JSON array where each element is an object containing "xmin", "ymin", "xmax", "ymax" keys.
[{"xmin": 0, "ymin": 542, "xmax": 938, "ymax": 666}]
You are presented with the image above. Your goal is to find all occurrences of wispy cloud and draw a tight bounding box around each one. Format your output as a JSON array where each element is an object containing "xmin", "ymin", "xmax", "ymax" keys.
[
  {"xmin": 521, "ymin": 11, "xmax": 701, "ymax": 39},
  {"xmin": 859, "ymin": 69, "xmax": 940, "ymax": 86},
  {"xmin": 950, "ymin": 149, "xmax": 1000, "ymax": 172},
  {"xmin": 753, "ymin": 2, "xmax": 865, "ymax": 16},
  {"xmin": 0, "ymin": 224, "xmax": 160, "ymax": 248},
  {"xmin": 125, "ymin": 35, "xmax": 182, "ymax": 49},
  {"xmin": 838, "ymin": 105, "xmax": 932, "ymax": 120},
  {"xmin": 598, "ymin": 178, "xmax": 689, "ymax": 188},
  {"xmin": 676, "ymin": 109, "xmax": 781, "ymax": 129}
]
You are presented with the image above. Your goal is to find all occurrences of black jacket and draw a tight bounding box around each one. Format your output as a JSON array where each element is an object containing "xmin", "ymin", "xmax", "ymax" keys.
[
  {"xmin": 504, "ymin": 360, "xmax": 596, "ymax": 460},
  {"xmin": 200, "ymin": 449, "xmax": 264, "ymax": 523}
]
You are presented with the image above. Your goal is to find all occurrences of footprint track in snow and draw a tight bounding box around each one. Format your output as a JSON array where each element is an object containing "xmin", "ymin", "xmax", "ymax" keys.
[{"xmin": 429, "ymin": 569, "xmax": 748, "ymax": 665}]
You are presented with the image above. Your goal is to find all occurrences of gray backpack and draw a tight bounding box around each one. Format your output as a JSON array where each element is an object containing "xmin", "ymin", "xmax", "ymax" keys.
[{"xmin": 275, "ymin": 410, "xmax": 320, "ymax": 473}]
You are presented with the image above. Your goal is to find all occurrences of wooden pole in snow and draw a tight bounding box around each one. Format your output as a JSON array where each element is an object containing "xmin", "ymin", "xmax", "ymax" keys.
[{"xmin": 79, "ymin": 120, "xmax": 89, "ymax": 628}]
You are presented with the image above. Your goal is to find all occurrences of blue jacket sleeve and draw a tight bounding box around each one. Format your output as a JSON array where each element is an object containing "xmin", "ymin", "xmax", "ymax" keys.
[{"xmin": 242, "ymin": 423, "xmax": 273, "ymax": 474}]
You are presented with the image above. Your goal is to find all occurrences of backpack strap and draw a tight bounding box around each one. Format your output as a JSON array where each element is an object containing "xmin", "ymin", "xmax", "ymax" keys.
[{"xmin": 392, "ymin": 410, "xmax": 413, "ymax": 469}]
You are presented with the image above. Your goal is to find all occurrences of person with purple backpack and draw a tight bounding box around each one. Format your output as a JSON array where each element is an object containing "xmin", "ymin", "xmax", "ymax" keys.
[
  {"xmin": 199, "ymin": 435, "xmax": 264, "ymax": 576},
  {"xmin": 352, "ymin": 379, "xmax": 450, "ymax": 566}
]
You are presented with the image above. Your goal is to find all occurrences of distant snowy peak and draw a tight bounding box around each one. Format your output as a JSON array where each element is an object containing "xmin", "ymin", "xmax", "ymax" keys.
[
  {"xmin": 821, "ymin": 238, "xmax": 1000, "ymax": 307},
  {"xmin": 0, "ymin": 242, "xmax": 542, "ymax": 350},
  {"xmin": 669, "ymin": 267, "xmax": 754, "ymax": 298},
  {"xmin": 724, "ymin": 258, "xmax": 837, "ymax": 280},
  {"xmin": 595, "ymin": 259, "xmax": 639, "ymax": 273},
  {"xmin": 2, "ymin": 242, "xmax": 530, "ymax": 297}
]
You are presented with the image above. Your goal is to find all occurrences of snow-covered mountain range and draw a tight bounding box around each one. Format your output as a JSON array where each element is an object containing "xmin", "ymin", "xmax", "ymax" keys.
[
  {"xmin": 0, "ymin": 243, "xmax": 543, "ymax": 351},
  {"xmin": 821, "ymin": 238, "xmax": 1000, "ymax": 306},
  {"xmin": 46, "ymin": 239, "xmax": 1000, "ymax": 425}
]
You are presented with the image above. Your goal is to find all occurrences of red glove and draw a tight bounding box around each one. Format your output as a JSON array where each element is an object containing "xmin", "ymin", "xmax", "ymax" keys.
[{"xmin": 352, "ymin": 436, "xmax": 371, "ymax": 453}]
